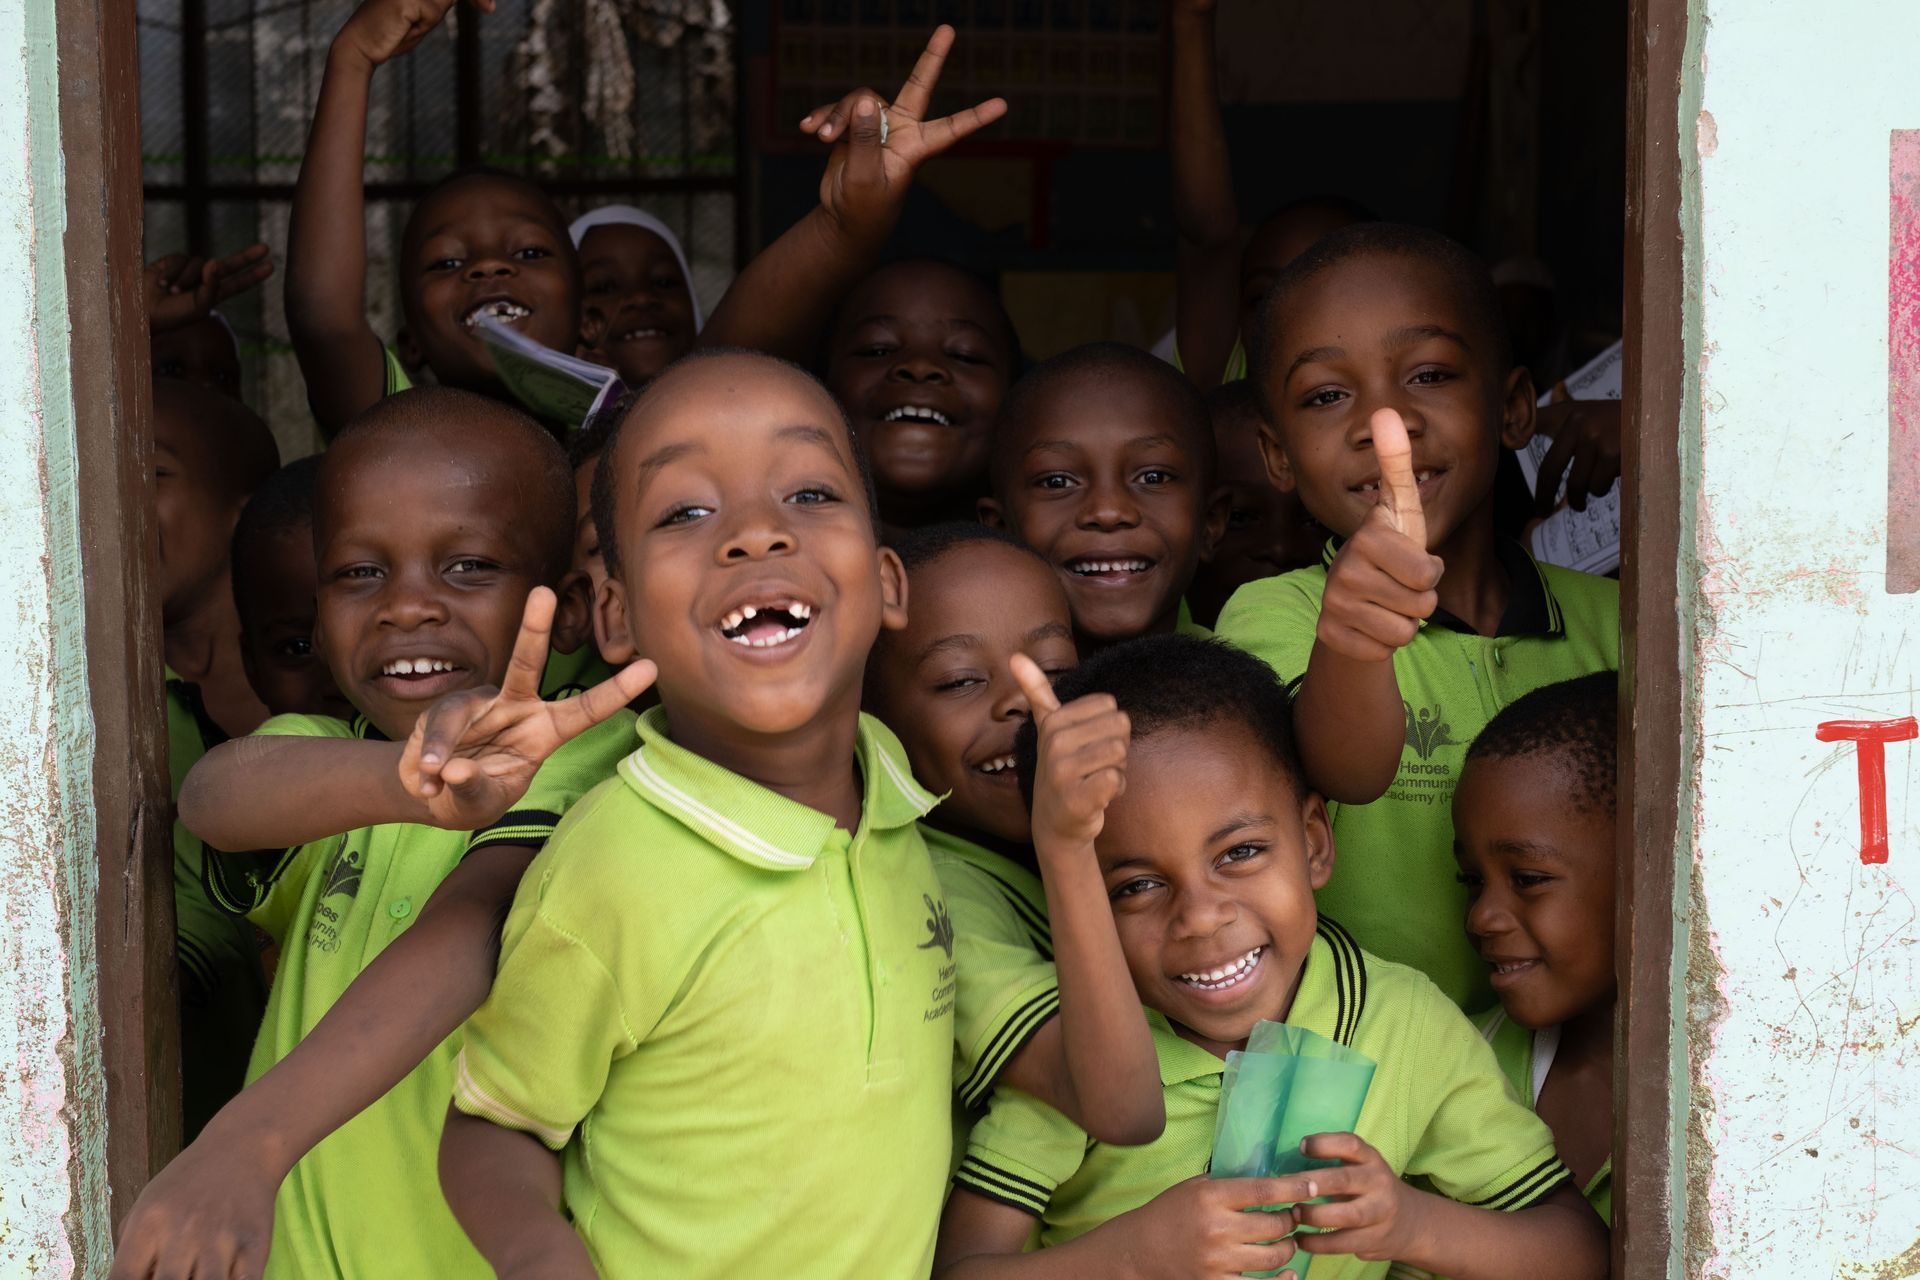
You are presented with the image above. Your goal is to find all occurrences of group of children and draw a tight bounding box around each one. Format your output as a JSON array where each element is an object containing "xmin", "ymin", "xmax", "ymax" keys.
[{"xmin": 112, "ymin": 2, "xmax": 1624, "ymax": 1276}]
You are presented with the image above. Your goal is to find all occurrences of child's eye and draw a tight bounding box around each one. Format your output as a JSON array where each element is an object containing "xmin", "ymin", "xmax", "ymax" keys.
[
  {"xmin": 274, "ymin": 636, "xmax": 315, "ymax": 659},
  {"xmin": 854, "ymin": 343, "xmax": 897, "ymax": 359},
  {"xmin": 934, "ymin": 674, "xmax": 985, "ymax": 693},
  {"xmin": 1110, "ymin": 876, "xmax": 1160, "ymax": 901},
  {"xmin": 514, "ymin": 246, "xmax": 552, "ymax": 262},
  {"xmin": 1228, "ymin": 506, "xmax": 1261, "ymax": 529},
  {"xmin": 1218, "ymin": 842, "xmax": 1265, "ymax": 867},
  {"xmin": 652, "ymin": 273, "xmax": 684, "ymax": 291},
  {"xmin": 1136, "ymin": 468, "xmax": 1177, "ymax": 486},
  {"xmin": 1033, "ymin": 473, "xmax": 1076, "ymax": 491},
  {"xmin": 947, "ymin": 347, "xmax": 990, "ymax": 366},
  {"xmin": 1301, "ymin": 387, "xmax": 1347, "ymax": 409},
  {"xmin": 1512, "ymin": 871, "xmax": 1553, "ymax": 890},
  {"xmin": 786, "ymin": 486, "xmax": 840, "ymax": 507},
  {"xmin": 447, "ymin": 558, "xmax": 496, "ymax": 574},
  {"xmin": 585, "ymin": 277, "xmax": 619, "ymax": 296},
  {"xmin": 1409, "ymin": 368, "xmax": 1453, "ymax": 386},
  {"xmin": 426, "ymin": 257, "xmax": 463, "ymax": 273},
  {"xmin": 659, "ymin": 504, "xmax": 714, "ymax": 527},
  {"xmin": 1454, "ymin": 871, "xmax": 1485, "ymax": 892},
  {"xmin": 337, "ymin": 564, "xmax": 382, "ymax": 580}
]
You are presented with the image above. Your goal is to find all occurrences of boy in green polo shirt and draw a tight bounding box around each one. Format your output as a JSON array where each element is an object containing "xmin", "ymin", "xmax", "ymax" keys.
[
  {"xmin": 113, "ymin": 388, "xmax": 653, "ymax": 1280},
  {"xmin": 866, "ymin": 523, "xmax": 1164, "ymax": 1146},
  {"xmin": 936, "ymin": 635, "xmax": 1606, "ymax": 1280},
  {"xmin": 1215, "ymin": 223, "xmax": 1619, "ymax": 1010},
  {"xmin": 439, "ymin": 351, "xmax": 1160, "ymax": 1276},
  {"xmin": 1454, "ymin": 674, "xmax": 1618, "ymax": 1225}
]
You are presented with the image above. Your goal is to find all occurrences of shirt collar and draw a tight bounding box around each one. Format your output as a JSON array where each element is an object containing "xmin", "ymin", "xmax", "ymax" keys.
[
  {"xmin": 617, "ymin": 706, "xmax": 938, "ymax": 873},
  {"xmin": 1317, "ymin": 536, "xmax": 1564, "ymax": 638},
  {"xmin": 1146, "ymin": 917, "xmax": 1371, "ymax": 1087}
]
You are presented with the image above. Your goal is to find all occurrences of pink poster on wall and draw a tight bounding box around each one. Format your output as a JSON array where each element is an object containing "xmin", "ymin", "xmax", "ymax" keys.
[{"xmin": 1890, "ymin": 130, "xmax": 1920, "ymax": 592}]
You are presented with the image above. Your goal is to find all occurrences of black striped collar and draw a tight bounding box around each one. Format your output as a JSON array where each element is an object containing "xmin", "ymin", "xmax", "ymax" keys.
[{"xmin": 1317, "ymin": 536, "xmax": 1564, "ymax": 638}]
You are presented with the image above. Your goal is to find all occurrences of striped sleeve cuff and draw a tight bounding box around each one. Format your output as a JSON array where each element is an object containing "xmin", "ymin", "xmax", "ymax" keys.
[
  {"xmin": 953, "ymin": 1152, "xmax": 1056, "ymax": 1219},
  {"xmin": 203, "ymin": 845, "xmax": 297, "ymax": 916},
  {"xmin": 466, "ymin": 809, "xmax": 562, "ymax": 856},
  {"xmin": 957, "ymin": 985, "xmax": 1061, "ymax": 1110},
  {"xmin": 451, "ymin": 1048, "xmax": 575, "ymax": 1150},
  {"xmin": 1465, "ymin": 1155, "xmax": 1574, "ymax": 1212}
]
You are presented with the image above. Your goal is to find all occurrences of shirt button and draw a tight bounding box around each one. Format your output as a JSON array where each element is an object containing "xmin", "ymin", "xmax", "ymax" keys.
[
  {"xmin": 1492, "ymin": 647, "xmax": 1506, "ymax": 668},
  {"xmin": 387, "ymin": 898, "xmax": 412, "ymax": 920}
]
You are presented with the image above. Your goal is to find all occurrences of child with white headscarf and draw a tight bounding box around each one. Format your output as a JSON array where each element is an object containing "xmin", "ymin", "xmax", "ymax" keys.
[{"xmin": 568, "ymin": 205, "xmax": 704, "ymax": 386}]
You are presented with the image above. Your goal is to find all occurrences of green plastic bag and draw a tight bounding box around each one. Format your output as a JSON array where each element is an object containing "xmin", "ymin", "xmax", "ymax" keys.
[{"xmin": 1209, "ymin": 1021, "xmax": 1378, "ymax": 1278}]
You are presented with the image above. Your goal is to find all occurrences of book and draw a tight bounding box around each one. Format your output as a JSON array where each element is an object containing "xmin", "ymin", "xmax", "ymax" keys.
[
  {"xmin": 1515, "ymin": 340, "xmax": 1624, "ymax": 576},
  {"xmin": 474, "ymin": 314, "xmax": 626, "ymax": 434}
]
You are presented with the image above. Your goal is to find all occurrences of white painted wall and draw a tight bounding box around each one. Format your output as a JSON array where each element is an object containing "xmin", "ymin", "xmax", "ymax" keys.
[
  {"xmin": 1686, "ymin": 1, "xmax": 1920, "ymax": 1274},
  {"xmin": 0, "ymin": 0, "xmax": 113, "ymax": 1275}
]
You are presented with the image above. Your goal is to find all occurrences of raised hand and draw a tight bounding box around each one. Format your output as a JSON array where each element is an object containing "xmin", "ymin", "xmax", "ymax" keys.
[
  {"xmin": 1315, "ymin": 408, "xmax": 1444, "ymax": 662},
  {"xmin": 1530, "ymin": 396, "xmax": 1622, "ymax": 514},
  {"xmin": 144, "ymin": 243, "xmax": 275, "ymax": 334},
  {"xmin": 336, "ymin": 0, "xmax": 493, "ymax": 70},
  {"xmin": 1011, "ymin": 652, "xmax": 1129, "ymax": 854},
  {"xmin": 797, "ymin": 25, "xmax": 1008, "ymax": 243},
  {"xmin": 397, "ymin": 587, "xmax": 656, "ymax": 830}
]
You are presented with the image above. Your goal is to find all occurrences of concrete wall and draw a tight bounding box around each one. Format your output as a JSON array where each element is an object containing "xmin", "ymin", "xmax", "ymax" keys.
[
  {"xmin": 1682, "ymin": 1, "xmax": 1920, "ymax": 1274},
  {"xmin": 0, "ymin": 0, "xmax": 114, "ymax": 1273}
]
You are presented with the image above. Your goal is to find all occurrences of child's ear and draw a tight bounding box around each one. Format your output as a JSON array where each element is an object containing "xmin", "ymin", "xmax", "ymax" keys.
[
  {"xmin": 593, "ymin": 576, "xmax": 640, "ymax": 666},
  {"xmin": 1498, "ymin": 366, "xmax": 1539, "ymax": 451},
  {"xmin": 1300, "ymin": 791, "xmax": 1336, "ymax": 891},
  {"xmin": 976, "ymin": 496, "xmax": 1005, "ymax": 528},
  {"xmin": 550, "ymin": 570, "xmax": 595, "ymax": 658},
  {"xmin": 877, "ymin": 546, "xmax": 909, "ymax": 634},
  {"xmin": 1198, "ymin": 484, "xmax": 1232, "ymax": 563},
  {"xmin": 1256, "ymin": 430, "xmax": 1298, "ymax": 493}
]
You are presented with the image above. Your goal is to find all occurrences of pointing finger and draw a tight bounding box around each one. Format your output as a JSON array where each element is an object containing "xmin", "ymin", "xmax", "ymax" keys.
[
  {"xmin": 1370, "ymin": 408, "xmax": 1426, "ymax": 551},
  {"xmin": 892, "ymin": 24, "xmax": 956, "ymax": 120},
  {"xmin": 499, "ymin": 587, "xmax": 557, "ymax": 703},
  {"xmin": 1009, "ymin": 652, "xmax": 1061, "ymax": 720}
]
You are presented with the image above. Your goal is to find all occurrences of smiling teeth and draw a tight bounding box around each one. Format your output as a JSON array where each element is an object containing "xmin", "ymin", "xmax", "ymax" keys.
[
  {"xmin": 976, "ymin": 754, "xmax": 1017, "ymax": 775},
  {"xmin": 1073, "ymin": 559, "xmax": 1150, "ymax": 575},
  {"xmin": 464, "ymin": 300, "xmax": 531, "ymax": 328},
  {"xmin": 1492, "ymin": 961, "xmax": 1534, "ymax": 974},
  {"xmin": 1179, "ymin": 946, "xmax": 1264, "ymax": 989},
  {"xmin": 718, "ymin": 600, "xmax": 813, "ymax": 633},
  {"xmin": 382, "ymin": 657, "xmax": 456, "ymax": 676},
  {"xmin": 1360, "ymin": 470, "xmax": 1435, "ymax": 492},
  {"xmin": 729, "ymin": 628, "xmax": 804, "ymax": 648},
  {"xmin": 882, "ymin": 406, "xmax": 952, "ymax": 426},
  {"xmin": 616, "ymin": 327, "xmax": 667, "ymax": 342}
]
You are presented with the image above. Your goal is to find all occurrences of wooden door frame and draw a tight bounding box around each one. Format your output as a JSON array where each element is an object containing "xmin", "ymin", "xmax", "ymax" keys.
[
  {"xmin": 58, "ymin": 0, "xmax": 180, "ymax": 1221},
  {"xmin": 1618, "ymin": 0, "xmax": 1688, "ymax": 1273}
]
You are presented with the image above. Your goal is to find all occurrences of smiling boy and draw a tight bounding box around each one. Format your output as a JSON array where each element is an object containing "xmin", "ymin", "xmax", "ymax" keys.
[
  {"xmin": 935, "ymin": 635, "xmax": 1606, "ymax": 1280},
  {"xmin": 165, "ymin": 388, "xmax": 644, "ymax": 1279},
  {"xmin": 437, "ymin": 350, "xmax": 957, "ymax": 1276},
  {"xmin": 982, "ymin": 341, "xmax": 1227, "ymax": 648},
  {"xmin": 1216, "ymin": 224, "xmax": 1618, "ymax": 1010}
]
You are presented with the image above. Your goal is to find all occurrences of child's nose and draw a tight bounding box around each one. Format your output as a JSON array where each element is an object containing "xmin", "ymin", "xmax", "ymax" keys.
[
  {"xmin": 464, "ymin": 257, "xmax": 516, "ymax": 281},
  {"xmin": 1169, "ymin": 886, "xmax": 1236, "ymax": 940},
  {"xmin": 1465, "ymin": 888, "xmax": 1514, "ymax": 938},
  {"xmin": 889, "ymin": 352, "xmax": 950, "ymax": 383},
  {"xmin": 1078, "ymin": 476, "xmax": 1141, "ymax": 528},
  {"xmin": 718, "ymin": 501, "xmax": 796, "ymax": 562},
  {"xmin": 375, "ymin": 576, "xmax": 450, "ymax": 628},
  {"xmin": 992, "ymin": 682, "xmax": 1031, "ymax": 722}
]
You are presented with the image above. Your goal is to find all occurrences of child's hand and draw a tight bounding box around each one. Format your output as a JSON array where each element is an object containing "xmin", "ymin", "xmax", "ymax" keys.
[
  {"xmin": 1289, "ymin": 1131, "xmax": 1432, "ymax": 1263},
  {"xmin": 143, "ymin": 244, "xmax": 274, "ymax": 334},
  {"xmin": 335, "ymin": 0, "xmax": 493, "ymax": 70},
  {"xmin": 106, "ymin": 1128, "xmax": 281, "ymax": 1280},
  {"xmin": 1317, "ymin": 408, "xmax": 1445, "ymax": 662},
  {"xmin": 1531, "ymin": 396, "xmax": 1622, "ymax": 514},
  {"xmin": 1011, "ymin": 652, "xmax": 1128, "ymax": 855},
  {"xmin": 397, "ymin": 587, "xmax": 656, "ymax": 830},
  {"xmin": 797, "ymin": 25, "xmax": 1008, "ymax": 245},
  {"xmin": 1102, "ymin": 1175, "xmax": 1302, "ymax": 1279}
]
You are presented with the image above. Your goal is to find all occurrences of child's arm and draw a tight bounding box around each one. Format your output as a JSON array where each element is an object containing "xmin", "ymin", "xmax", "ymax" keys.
[
  {"xmin": 698, "ymin": 25, "xmax": 1005, "ymax": 360},
  {"xmin": 934, "ymin": 1179, "xmax": 1301, "ymax": 1279},
  {"xmin": 179, "ymin": 587, "xmax": 654, "ymax": 851},
  {"xmin": 1294, "ymin": 409, "xmax": 1444, "ymax": 803},
  {"xmin": 1168, "ymin": 0, "xmax": 1242, "ymax": 391},
  {"xmin": 989, "ymin": 656, "xmax": 1164, "ymax": 1145},
  {"xmin": 106, "ymin": 844, "xmax": 534, "ymax": 1280},
  {"xmin": 287, "ymin": 0, "xmax": 493, "ymax": 435},
  {"xmin": 144, "ymin": 244, "xmax": 274, "ymax": 333},
  {"xmin": 439, "ymin": 1109, "xmax": 596, "ymax": 1278},
  {"xmin": 1289, "ymin": 1133, "xmax": 1606, "ymax": 1279}
]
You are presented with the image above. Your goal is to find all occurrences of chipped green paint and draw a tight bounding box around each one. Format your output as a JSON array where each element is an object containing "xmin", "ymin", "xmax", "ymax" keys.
[{"xmin": 0, "ymin": 0, "xmax": 113, "ymax": 1274}]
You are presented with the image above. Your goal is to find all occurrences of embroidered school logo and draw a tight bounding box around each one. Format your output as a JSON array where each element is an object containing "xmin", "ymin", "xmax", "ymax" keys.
[
  {"xmin": 917, "ymin": 893, "xmax": 956, "ymax": 959},
  {"xmin": 319, "ymin": 846, "xmax": 363, "ymax": 902},
  {"xmin": 1402, "ymin": 701, "xmax": 1458, "ymax": 760}
]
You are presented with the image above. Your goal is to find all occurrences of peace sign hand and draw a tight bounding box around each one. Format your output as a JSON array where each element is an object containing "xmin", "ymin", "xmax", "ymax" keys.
[
  {"xmin": 799, "ymin": 25, "xmax": 1009, "ymax": 244},
  {"xmin": 397, "ymin": 587, "xmax": 657, "ymax": 830},
  {"xmin": 1011, "ymin": 652, "xmax": 1130, "ymax": 857},
  {"xmin": 1316, "ymin": 409, "xmax": 1445, "ymax": 662}
]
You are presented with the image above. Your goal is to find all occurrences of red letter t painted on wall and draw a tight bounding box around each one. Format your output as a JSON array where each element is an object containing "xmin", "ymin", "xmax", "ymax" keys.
[{"xmin": 1815, "ymin": 718, "xmax": 1918, "ymax": 863}]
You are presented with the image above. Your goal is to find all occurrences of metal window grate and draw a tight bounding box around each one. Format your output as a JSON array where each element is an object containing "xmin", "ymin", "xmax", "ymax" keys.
[{"xmin": 139, "ymin": 0, "xmax": 741, "ymax": 453}]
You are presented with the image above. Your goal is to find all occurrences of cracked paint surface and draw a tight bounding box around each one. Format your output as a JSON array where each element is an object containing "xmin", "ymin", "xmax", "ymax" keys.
[{"xmin": 1688, "ymin": 2, "xmax": 1920, "ymax": 1274}]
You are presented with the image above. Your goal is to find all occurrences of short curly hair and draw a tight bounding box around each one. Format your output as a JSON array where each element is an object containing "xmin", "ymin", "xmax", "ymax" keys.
[{"xmin": 1465, "ymin": 672, "xmax": 1618, "ymax": 816}]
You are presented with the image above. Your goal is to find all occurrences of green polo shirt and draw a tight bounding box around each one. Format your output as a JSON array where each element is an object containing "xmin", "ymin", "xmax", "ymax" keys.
[
  {"xmin": 1475, "ymin": 1008, "xmax": 1611, "ymax": 1225},
  {"xmin": 166, "ymin": 668, "xmax": 268, "ymax": 1136},
  {"xmin": 1215, "ymin": 542, "xmax": 1619, "ymax": 1009},
  {"xmin": 927, "ymin": 826, "xmax": 1058, "ymax": 1116},
  {"xmin": 539, "ymin": 643, "xmax": 615, "ymax": 701},
  {"xmin": 454, "ymin": 708, "xmax": 956, "ymax": 1278},
  {"xmin": 956, "ymin": 919, "xmax": 1570, "ymax": 1278},
  {"xmin": 210, "ymin": 707, "xmax": 637, "ymax": 1280}
]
